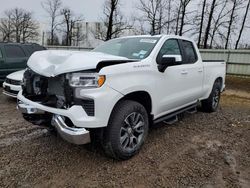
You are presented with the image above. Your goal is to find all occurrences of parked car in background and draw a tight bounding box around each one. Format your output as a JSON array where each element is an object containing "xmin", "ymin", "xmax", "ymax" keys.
[
  {"xmin": 0, "ymin": 43, "xmax": 46, "ymax": 83},
  {"xmin": 2, "ymin": 70, "xmax": 24, "ymax": 98}
]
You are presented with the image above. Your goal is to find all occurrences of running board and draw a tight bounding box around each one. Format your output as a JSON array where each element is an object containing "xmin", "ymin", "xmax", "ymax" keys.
[
  {"xmin": 163, "ymin": 115, "xmax": 178, "ymax": 125},
  {"xmin": 186, "ymin": 107, "xmax": 197, "ymax": 114},
  {"xmin": 154, "ymin": 103, "xmax": 197, "ymax": 124}
]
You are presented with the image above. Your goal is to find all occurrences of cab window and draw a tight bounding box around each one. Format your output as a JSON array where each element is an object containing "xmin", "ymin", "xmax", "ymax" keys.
[
  {"xmin": 156, "ymin": 39, "xmax": 181, "ymax": 64},
  {"xmin": 182, "ymin": 40, "xmax": 197, "ymax": 64}
]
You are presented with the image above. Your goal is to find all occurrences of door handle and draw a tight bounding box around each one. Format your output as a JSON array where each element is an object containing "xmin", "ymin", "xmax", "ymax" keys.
[
  {"xmin": 198, "ymin": 68, "xmax": 203, "ymax": 73},
  {"xmin": 181, "ymin": 70, "xmax": 188, "ymax": 75}
]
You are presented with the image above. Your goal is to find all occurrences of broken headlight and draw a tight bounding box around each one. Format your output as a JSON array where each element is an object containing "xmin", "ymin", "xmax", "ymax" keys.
[{"xmin": 67, "ymin": 73, "xmax": 105, "ymax": 88}]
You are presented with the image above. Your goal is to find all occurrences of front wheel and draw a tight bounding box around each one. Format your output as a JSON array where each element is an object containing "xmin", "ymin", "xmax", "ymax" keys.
[
  {"xmin": 103, "ymin": 100, "xmax": 149, "ymax": 160},
  {"xmin": 201, "ymin": 81, "xmax": 221, "ymax": 112}
]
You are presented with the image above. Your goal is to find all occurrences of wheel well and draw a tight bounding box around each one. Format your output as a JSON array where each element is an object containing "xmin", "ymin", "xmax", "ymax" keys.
[
  {"xmin": 120, "ymin": 91, "xmax": 152, "ymax": 115},
  {"xmin": 215, "ymin": 77, "xmax": 223, "ymax": 89}
]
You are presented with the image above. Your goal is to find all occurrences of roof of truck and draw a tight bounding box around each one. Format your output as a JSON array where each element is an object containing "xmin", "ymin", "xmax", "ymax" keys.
[{"xmin": 119, "ymin": 34, "xmax": 195, "ymax": 43}]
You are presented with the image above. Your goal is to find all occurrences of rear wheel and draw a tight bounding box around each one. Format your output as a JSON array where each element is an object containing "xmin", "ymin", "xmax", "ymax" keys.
[
  {"xmin": 201, "ymin": 81, "xmax": 221, "ymax": 112},
  {"xmin": 103, "ymin": 100, "xmax": 149, "ymax": 160}
]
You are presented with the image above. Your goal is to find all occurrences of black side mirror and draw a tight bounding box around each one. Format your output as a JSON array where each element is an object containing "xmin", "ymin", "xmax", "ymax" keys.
[{"xmin": 158, "ymin": 55, "xmax": 182, "ymax": 72}]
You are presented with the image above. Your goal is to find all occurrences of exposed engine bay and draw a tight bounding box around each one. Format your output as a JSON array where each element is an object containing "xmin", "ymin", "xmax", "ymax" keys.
[{"xmin": 21, "ymin": 69, "xmax": 94, "ymax": 126}]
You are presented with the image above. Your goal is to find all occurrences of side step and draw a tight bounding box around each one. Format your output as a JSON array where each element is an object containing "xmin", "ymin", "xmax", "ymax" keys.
[
  {"xmin": 154, "ymin": 103, "xmax": 197, "ymax": 124},
  {"xmin": 186, "ymin": 107, "xmax": 197, "ymax": 114},
  {"xmin": 163, "ymin": 115, "xmax": 178, "ymax": 125}
]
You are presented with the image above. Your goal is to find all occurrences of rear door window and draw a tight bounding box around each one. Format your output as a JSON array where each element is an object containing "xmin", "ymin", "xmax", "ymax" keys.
[
  {"xmin": 181, "ymin": 40, "xmax": 198, "ymax": 64},
  {"xmin": 4, "ymin": 45, "xmax": 26, "ymax": 58}
]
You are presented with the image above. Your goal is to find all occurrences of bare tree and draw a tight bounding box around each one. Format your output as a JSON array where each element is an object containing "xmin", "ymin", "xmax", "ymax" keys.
[
  {"xmin": 11, "ymin": 8, "xmax": 25, "ymax": 43},
  {"xmin": 174, "ymin": 0, "xmax": 194, "ymax": 36},
  {"xmin": 197, "ymin": 0, "xmax": 207, "ymax": 48},
  {"xmin": 178, "ymin": 0, "xmax": 192, "ymax": 36},
  {"xmin": 130, "ymin": 17, "xmax": 148, "ymax": 35},
  {"xmin": 225, "ymin": 0, "xmax": 239, "ymax": 49},
  {"xmin": 21, "ymin": 12, "xmax": 39, "ymax": 43},
  {"xmin": 138, "ymin": 0, "xmax": 169, "ymax": 35},
  {"xmin": 42, "ymin": 0, "xmax": 62, "ymax": 45},
  {"xmin": 0, "ymin": 11, "xmax": 14, "ymax": 42},
  {"xmin": 60, "ymin": 8, "xmax": 83, "ymax": 46},
  {"xmin": 175, "ymin": 1, "xmax": 182, "ymax": 35},
  {"xmin": 95, "ymin": 0, "xmax": 130, "ymax": 41},
  {"xmin": 203, "ymin": 0, "xmax": 217, "ymax": 49},
  {"xmin": 235, "ymin": 0, "xmax": 250, "ymax": 49},
  {"xmin": 0, "ymin": 8, "xmax": 39, "ymax": 43},
  {"xmin": 106, "ymin": 0, "xmax": 118, "ymax": 40},
  {"xmin": 166, "ymin": 0, "xmax": 172, "ymax": 34},
  {"xmin": 209, "ymin": 0, "xmax": 230, "ymax": 48}
]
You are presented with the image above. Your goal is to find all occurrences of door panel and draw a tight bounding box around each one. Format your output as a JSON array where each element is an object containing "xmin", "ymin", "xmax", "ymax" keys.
[
  {"xmin": 154, "ymin": 39, "xmax": 203, "ymax": 118},
  {"xmin": 0, "ymin": 47, "xmax": 8, "ymax": 81},
  {"xmin": 155, "ymin": 63, "xmax": 203, "ymax": 117}
]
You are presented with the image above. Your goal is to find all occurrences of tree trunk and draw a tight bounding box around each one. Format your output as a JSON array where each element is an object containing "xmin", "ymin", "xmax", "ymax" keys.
[
  {"xmin": 179, "ymin": 2, "xmax": 186, "ymax": 36},
  {"xmin": 106, "ymin": 1, "xmax": 116, "ymax": 41},
  {"xmin": 209, "ymin": 0, "xmax": 228, "ymax": 48},
  {"xmin": 225, "ymin": 0, "xmax": 237, "ymax": 49},
  {"xmin": 235, "ymin": 0, "xmax": 250, "ymax": 49},
  {"xmin": 175, "ymin": 1, "xmax": 181, "ymax": 35},
  {"xmin": 167, "ymin": 0, "xmax": 171, "ymax": 34},
  {"xmin": 51, "ymin": 19, "xmax": 54, "ymax": 45},
  {"xmin": 198, "ymin": 0, "xmax": 206, "ymax": 48},
  {"xmin": 204, "ymin": 0, "xmax": 216, "ymax": 49}
]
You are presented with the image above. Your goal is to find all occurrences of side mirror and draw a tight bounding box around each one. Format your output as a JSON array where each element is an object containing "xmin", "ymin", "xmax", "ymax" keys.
[{"xmin": 158, "ymin": 55, "xmax": 182, "ymax": 72}]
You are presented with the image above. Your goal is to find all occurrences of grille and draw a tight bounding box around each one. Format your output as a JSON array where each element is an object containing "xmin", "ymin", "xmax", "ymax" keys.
[
  {"xmin": 5, "ymin": 78, "xmax": 21, "ymax": 85},
  {"xmin": 82, "ymin": 99, "xmax": 95, "ymax": 116},
  {"xmin": 74, "ymin": 99, "xmax": 95, "ymax": 116},
  {"xmin": 3, "ymin": 86, "xmax": 19, "ymax": 95}
]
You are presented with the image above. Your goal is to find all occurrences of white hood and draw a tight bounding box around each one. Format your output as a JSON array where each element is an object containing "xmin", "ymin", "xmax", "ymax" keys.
[
  {"xmin": 27, "ymin": 50, "xmax": 129, "ymax": 77},
  {"xmin": 7, "ymin": 70, "xmax": 25, "ymax": 81}
]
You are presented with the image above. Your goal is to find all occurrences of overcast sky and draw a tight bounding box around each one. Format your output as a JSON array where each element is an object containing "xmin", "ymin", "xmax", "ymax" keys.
[
  {"xmin": 0, "ymin": 0, "xmax": 249, "ymax": 46},
  {"xmin": 0, "ymin": 0, "xmax": 136, "ymax": 23}
]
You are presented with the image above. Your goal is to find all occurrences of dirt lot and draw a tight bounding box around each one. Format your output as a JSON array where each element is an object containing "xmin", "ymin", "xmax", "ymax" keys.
[{"xmin": 0, "ymin": 77, "xmax": 250, "ymax": 188}]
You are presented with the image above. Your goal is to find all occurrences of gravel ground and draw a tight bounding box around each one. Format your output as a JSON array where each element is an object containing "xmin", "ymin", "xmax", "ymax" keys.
[{"xmin": 0, "ymin": 77, "xmax": 250, "ymax": 188}]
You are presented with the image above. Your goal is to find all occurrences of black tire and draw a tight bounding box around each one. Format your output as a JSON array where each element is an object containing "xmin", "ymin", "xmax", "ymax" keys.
[
  {"xmin": 201, "ymin": 81, "xmax": 221, "ymax": 112},
  {"xmin": 103, "ymin": 100, "xmax": 149, "ymax": 160}
]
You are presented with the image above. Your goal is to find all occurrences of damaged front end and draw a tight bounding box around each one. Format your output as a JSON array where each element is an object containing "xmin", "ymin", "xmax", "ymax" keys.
[
  {"xmin": 19, "ymin": 68, "xmax": 74, "ymax": 126},
  {"xmin": 17, "ymin": 68, "xmax": 92, "ymax": 145}
]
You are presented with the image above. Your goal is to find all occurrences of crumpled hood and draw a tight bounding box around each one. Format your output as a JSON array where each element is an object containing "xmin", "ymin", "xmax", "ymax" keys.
[{"xmin": 27, "ymin": 50, "xmax": 129, "ymax": 77}]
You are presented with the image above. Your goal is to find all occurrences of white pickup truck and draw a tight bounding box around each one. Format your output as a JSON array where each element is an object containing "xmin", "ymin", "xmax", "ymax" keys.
[{"xmin": 17, "ymin": 35, "xmax": 226, "ymax": 160}]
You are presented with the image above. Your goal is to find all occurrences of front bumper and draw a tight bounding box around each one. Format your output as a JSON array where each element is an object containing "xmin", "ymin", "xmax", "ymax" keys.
[
  {"xmin": 17, "ymin": 85, "xmax": 123, "ymax": 144},
  {"xmin": 17, "ymin": 101, "xmax": 91, "ymax": 145},
  {"xmin": 2, "ymin": 82, "xmax": 22, "ymax": 98},
  {"xmin": 52, "ymin": 115, "xmax": 90, "ymax": 145}
]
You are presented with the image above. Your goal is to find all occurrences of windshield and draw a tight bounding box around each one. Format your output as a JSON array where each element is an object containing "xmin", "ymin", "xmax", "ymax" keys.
[{"xmin": 93, "ymin": 37, "xmax": 161, "ymax": 60}]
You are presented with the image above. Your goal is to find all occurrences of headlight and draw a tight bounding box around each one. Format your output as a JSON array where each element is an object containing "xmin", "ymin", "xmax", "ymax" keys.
[{"xmin": 68, "ymin": 73, "xmax": 106, "ymax": 88}]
